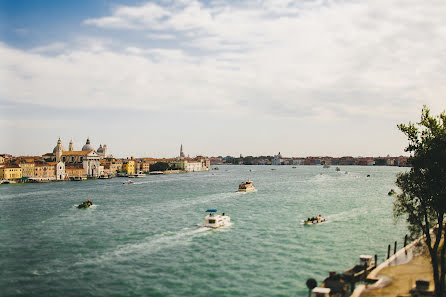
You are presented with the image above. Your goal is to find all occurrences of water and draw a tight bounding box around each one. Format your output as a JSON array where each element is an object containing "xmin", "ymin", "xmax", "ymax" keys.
[{"xmin": 0, "ymin": 165, "xmax": 408, "ymax": 297}]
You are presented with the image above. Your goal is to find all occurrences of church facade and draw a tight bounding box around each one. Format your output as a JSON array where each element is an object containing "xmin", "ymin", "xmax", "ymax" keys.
[{"xmin": 50, "ymin": 138, "xmax": 105, "ymax": 178}]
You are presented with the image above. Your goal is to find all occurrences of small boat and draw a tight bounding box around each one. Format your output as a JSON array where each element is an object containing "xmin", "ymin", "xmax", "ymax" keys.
[
  {"xmin": 335, "ymin": 167, "xmax": 340, "ymax": 172},
  {"xmin": 123, "ymin": 180, "xmax": 134, "ymax": 184},
  {"xmin": 304, "ymin": 215, "xmax": 326, "ymax": 225},
  {"xmin": 99, "ymin": 175, "xmax": 110, "ymax": 179},
  {"xmin": 149, "ymin": 171, "xmax": 164, "ymax": 175},
  {"xmin": 238, "ymin": 180, "xmax": 256, "ymax": 192},
  {"xmin": 323, "ymin": 164, "xmax": 330, "ymax": 168},
  {"xmin": 117, "ymin": 172, "xmax": 128, "ymax": 177},
  {"xmin": 77, "ymin": 199, "xmax": 93, "ymax": 209},
  {"xmin": 292, "ymin": 166, "xmax": 296, "ymax": 168},
  {"xmin": 203, "ymin": 209, "xmax": 230, "ymax": 228},
  {"xmin": 388, "ymin": 189, "xmax": 396, "ymax": 196},
  {"xmin": 341, "ymin": 255, "xmax": 376, "ymax": 283},
  {"xmin": 134, "ymin": 173, "xmax": 146, "ymax": 178}
]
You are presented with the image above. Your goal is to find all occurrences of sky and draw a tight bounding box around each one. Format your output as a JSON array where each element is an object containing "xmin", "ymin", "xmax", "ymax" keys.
[{"xmin": 1, "ymin": 0, "xmax": 445, "ymax": 158}]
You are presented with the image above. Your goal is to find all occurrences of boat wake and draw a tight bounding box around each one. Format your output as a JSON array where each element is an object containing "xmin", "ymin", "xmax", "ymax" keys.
[
  {"xmin": 197, "ymin": 221, "xmax": 233, "ymax": 231},
  {"xmin": 76, "ymin": 226, "xmax": 210, "ymax": 266},
  {"xmin": 72, "ymin": 204, "xmax": 98, "ymax": 209},
  {"xmin": 324, "ymin": 208, "xmax": 368, "ymax": 223}
]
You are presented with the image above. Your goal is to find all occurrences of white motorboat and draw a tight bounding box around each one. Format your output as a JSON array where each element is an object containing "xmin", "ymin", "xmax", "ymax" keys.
[
  {"xmin": 304, "ymin": 215, "xmax": 326, "ymax": 225},
  {"xmin": 204, "ymin": 209, "xmax": 230, "ymax": 228},
  {"xmin": 238, "ymin": 180, "xmax": 256, "ymax": 192},
  {"xmin": 123, "ymin": 180, "xmax": 134, "ymax": 184},
  {"xmin": 134, "ymin": 173, "xmax": 146, "ymax": 178}
]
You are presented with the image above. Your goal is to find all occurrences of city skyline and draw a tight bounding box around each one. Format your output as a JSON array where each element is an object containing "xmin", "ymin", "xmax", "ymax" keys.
[{"xmin": 1, "ymin": 0, "xmax": 446, "ymax": 157}]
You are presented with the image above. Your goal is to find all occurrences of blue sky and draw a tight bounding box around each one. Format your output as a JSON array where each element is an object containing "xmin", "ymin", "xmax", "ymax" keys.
[{"xmin": 1, "ymin": 0, "xmax": 445, "ymax": 158}]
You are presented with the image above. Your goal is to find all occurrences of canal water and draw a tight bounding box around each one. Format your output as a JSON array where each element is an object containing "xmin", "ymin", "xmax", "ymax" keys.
[{"xmin": 0, "ymin": 165, "xmax": 407, "ymax": 297}]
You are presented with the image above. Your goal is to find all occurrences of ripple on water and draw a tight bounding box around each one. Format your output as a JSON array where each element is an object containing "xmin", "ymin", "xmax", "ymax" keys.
[{"xmin": 0, "ymin": 165, "xmax": 408, "ymax": 297}]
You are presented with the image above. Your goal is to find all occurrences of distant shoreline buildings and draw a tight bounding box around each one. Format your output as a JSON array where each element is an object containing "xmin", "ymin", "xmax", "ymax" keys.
[
  {"xmin": 209, "ymin": 152, "xmax": 410, "ymax": 167},
  {"xmin": 0, "ymin": 140, "xmax": 210, "ymax": 183},
  {"xmin": 0, "ymin": 143, "xmax": 410, "ymax": 183}
]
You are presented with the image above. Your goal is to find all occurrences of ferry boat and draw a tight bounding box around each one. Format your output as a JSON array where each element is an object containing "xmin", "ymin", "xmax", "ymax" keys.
[
  {"xmin": 238, "ymin": 180, "xmax": 256, "ymax": 192},
  {"xmin": 203, "ymin": 209, "xmax": 230, "ymax": 228},
  {"xmin": 304, "ymin": 215, "xmax": 326, "ymax": 225}
]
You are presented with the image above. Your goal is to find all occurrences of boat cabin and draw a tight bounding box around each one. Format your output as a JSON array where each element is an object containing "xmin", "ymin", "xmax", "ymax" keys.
[
  {"xmin": 312, "ymin": 287, "xmax": 330, "ymax": 297},
  {"xmin": 204, "ymin": 209, "xmax": 230, "ymax": 228}
]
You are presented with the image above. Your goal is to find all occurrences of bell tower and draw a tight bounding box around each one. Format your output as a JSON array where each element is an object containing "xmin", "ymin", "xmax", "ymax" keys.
[
  {"xmin": 180, "ymin": 144, "xmax": 185, "ymax": 158},
  {"xmin": 55, "ymin": 137, "xmax": 63, "ymax": 162}
]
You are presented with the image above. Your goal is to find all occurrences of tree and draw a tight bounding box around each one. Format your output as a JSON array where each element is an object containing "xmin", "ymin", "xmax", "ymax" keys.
[
  {"xmin": 394, "ymin": 106, "xmax": 446, "ymax": 297},
  {"xmin": 150, "ymin": 162, "xmax": 169, "ymax": 172}
]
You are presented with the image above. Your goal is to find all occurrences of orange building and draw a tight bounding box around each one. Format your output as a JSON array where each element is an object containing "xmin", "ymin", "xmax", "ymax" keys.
[
  {"xmin": 34, "ymin": 163, "xmax": 56, "ymax": 180},
  {"xmin": 65, "ymin": 165, "xmax": 86, "ymax": 178}
]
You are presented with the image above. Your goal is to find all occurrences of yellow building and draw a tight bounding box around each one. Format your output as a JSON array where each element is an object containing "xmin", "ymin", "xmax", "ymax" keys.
[
  {"xmin": 122, "ymin": 160, "xmax": 135, "ymax": 175},
  {"xmin": 0, "ymin": 165, "xmax": 23, "ymax": 180},
  {"xmin": 19, "ymin": 162, "xmax": 35, "ymax": 178}
]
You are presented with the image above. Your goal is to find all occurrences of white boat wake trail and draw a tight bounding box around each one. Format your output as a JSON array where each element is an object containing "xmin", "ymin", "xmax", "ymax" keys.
[{"xmin": 76, "ymin": 227, "xmax": 210, "ymax": 266}]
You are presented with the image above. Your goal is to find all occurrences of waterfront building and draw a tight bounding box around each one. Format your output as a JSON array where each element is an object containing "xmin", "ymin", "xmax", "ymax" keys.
[
  {"xmin": 34, "ymin": 163, "xmax": 56, "ymax": 180},
  {"xmin": 122, "ymin": 159, "xmax": 135, "ymax": 175},
  {"xmin": 173, "ymin": 157, "xmax": 210, "ymax": 172},
  {"xmin": 48, "ymin": 138, "xmax": 102, "ymax": 178},
  {"xmin": 292, "ymin": 159, "xmax": 304, "ymax": 165},
  {"xmin": 339, "ymin": 156, "xmax": 355, "ymax": 165},
  {"xmin": 65, "ymin": 165, "xmax": 87, "ymax": 179},
  {"xmin": 18, "ymin": 162, "xmax": 35, "ymax": 178},
  {"xmin": 56, "ymin": 161, "xmax": 66, "ymax": 180},
  {"xmin": 110, "ymin": 161, "xmax": 123, "ymax": 174},
  {"xmin": 135, "ymin": 160, "xmax": 150, "ymax": 174},
  {"xmin": 272, "ymin": 152, "xmax": 282, "ymax": 165},
  {"xmin": 0, "ymin": 165, "xmax": 22, "ymax": 180},
  {"xmin": 0, "ymin": 155, "xmax": 4, "ymax": 164}
]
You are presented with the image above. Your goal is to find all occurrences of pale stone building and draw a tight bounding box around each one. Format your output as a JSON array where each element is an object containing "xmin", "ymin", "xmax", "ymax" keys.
[{"xmin": 50, "ymin": 138, "xmax": 102, "ymax": 178}]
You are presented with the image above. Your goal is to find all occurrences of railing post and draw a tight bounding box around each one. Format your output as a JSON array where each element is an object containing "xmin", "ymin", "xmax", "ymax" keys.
[
  {"xmin": 387, "ymin": 244, "xmax": 390, "ymax": 259},
  {"xmin": 394, "ymin": 241, "xmax": 397, "ymax": 254}
]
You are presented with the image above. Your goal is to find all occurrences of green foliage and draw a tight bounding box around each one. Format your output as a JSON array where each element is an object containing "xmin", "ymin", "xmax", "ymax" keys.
[
  {"xmin": 149, "ymin": 162, "xmax": 169, "ymax": 172},
  {"xmin": 394, "ymin": 106, "xmax": 446, "ymax": 297}
]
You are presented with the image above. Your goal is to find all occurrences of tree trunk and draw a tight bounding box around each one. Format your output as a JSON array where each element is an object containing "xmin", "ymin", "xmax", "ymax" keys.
[{"xmin": 440, "ymin": 224, "xmax": 446, "ymax": 297}]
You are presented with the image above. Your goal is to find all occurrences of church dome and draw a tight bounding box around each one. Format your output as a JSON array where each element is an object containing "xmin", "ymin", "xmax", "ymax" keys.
[
  {"xmin": 82, "ymin": 138, "xmax": 94, "ymax": 151},
  {"xmin": 97, "ymin": 144, "xmax": 104, "ymax": 153},
  {"xmin": 53, "ymin": 138, "xmax": 65, "ymax": 153}
]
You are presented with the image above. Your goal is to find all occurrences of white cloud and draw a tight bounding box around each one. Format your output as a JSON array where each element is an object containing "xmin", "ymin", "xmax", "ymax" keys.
[
  {"xmin": 3, "ymin": 0, "xmax": 446, "ymax": 126},
  {"xmin": 147, "ymin": 33, "xmax": 176, "ymax": 40},
  {"xmin": 30, "ymin": 42, "xmax": 67, "ymax": 54}
]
